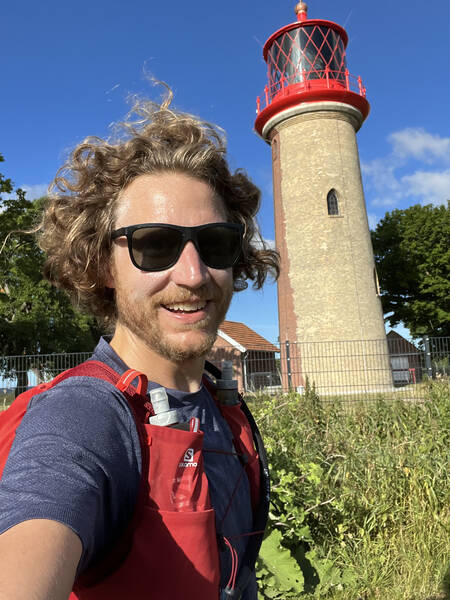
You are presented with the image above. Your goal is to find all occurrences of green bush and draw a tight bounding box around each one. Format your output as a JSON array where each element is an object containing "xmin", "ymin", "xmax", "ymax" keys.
[{"xmin": 248, "ymin": 380, "xmax": 450, "ymax": 600}]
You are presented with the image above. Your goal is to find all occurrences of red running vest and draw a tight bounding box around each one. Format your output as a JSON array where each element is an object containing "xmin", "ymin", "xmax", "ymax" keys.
[{"xmin": 0, "ymin": 361, "xmax": 262, "ymax": 600}]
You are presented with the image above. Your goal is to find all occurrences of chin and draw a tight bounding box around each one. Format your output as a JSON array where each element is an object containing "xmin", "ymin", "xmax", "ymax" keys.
[{"xmin": 155, "ymin": 329, "xmax": 218, "ymax": 363}]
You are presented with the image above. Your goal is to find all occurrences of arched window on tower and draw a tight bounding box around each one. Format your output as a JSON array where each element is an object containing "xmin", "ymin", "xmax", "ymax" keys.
[{"xmin": 327, "ymin": 189, "xmax": 339, "ymax": 216}]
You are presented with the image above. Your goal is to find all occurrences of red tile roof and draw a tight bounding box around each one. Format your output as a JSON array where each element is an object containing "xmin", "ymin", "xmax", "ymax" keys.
[{"xmin": 218, "ymin": 321, "xmax": 278, "ymax": 353}]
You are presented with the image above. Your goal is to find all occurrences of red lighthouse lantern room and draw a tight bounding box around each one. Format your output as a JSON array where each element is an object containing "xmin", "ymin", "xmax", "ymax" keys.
[{"xmin": 255, "ymin": 2, "xmax": 370, "ymax": 138}]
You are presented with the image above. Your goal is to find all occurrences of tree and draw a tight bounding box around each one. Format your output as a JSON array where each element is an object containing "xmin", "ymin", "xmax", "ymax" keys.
[
  {"xmin": 0, "ymin": 162, "xmax": 102, "ymax": 393},
  {"xmin": 0, "ymin": 154, "xmax": 12, "ymax": 197},
  {"xmin": 371, "ymin": 203, "xmax": 450, "ymax": 337}
]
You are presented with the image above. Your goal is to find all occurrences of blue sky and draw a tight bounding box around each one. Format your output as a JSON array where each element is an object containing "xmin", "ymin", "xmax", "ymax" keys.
[{"xmin": 1, "ymin": 0, "xmax": 449, "ymax": 343}]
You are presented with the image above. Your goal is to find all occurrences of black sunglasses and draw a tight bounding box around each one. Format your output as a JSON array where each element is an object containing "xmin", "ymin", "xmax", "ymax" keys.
[{"xmin": 111, "ymin": 222, "xmax": 244, "ymax": 272}]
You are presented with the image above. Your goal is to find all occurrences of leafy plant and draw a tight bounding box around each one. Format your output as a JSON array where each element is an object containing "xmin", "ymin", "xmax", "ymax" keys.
[
  {"xmin": 257, "ymin": 529, "xmax": 305, "ymax": 598},
  {"xmin": 249, "ymin": 380, "xmax": 449, "ymax": 599}
]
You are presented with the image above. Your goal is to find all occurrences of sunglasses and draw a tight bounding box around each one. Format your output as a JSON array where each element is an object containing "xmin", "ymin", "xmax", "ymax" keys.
[{"xmin": 111, "ymin": 222, "xmax": 244, "ymax": 272}]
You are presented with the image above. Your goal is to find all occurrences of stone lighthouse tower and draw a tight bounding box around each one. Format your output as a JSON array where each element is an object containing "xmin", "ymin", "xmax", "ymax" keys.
[{"xmin": 255, "ymin": 3, "xmax": 393, "ymax": 394}]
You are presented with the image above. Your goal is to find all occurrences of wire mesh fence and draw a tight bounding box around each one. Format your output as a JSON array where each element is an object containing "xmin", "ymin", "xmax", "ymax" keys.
[
  {"xmin": 207, "ymin": 335, "xmax": 450, "ymax": 400},
  {"xmin": 0, "ymin": 336, "xmax": 449, "ymax": 406},
  {"xmin": 0, "ymin": 352, "xmax": 92, "ymax": 409}
]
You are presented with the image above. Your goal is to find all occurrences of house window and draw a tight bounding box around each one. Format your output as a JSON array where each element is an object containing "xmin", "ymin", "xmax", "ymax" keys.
[{"xmin": 327, "ymin": 189, "xmax": 339, "ymax": 215}]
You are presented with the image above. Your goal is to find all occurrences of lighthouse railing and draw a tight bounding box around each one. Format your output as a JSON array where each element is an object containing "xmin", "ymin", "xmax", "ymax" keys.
[{"xmin": 256, "ymin": 69, "xmax": 366, "ymax": 114}]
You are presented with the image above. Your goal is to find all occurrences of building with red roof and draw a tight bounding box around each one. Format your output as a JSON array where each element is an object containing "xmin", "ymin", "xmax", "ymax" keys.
[{"xmin": 207, "ymin": 321, "xmax": 280, "ymax": 392}]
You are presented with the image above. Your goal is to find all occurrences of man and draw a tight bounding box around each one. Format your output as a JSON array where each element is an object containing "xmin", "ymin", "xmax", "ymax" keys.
[{"xmin": 0, "ymin": 93, "xmax": 279, "ymax": 599}]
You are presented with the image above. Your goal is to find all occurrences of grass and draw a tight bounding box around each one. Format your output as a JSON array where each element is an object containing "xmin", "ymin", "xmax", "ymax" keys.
[
  {"xmin": 0, "ymin": 391, "xmax": 14, "ymax": 411},
  {"xmin": 248, "ymin": 379, "xmax": 450, "ymax": 600}
]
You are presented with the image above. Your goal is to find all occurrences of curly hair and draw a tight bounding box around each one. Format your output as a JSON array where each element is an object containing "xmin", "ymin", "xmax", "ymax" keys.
[{"xmin": 40, "ymin": 89, "xmax": 280, "ymax": 326}]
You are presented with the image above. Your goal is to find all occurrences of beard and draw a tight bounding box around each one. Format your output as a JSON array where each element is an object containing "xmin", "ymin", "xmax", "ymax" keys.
[{"xmin": 113, "ymin": 280, "xmax": 233, "ymax": 363}]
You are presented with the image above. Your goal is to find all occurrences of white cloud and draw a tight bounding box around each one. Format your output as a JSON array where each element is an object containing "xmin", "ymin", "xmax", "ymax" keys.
[
  {"xmin": 253, "ymin": 237, "xmax": 276, "ymax": 250},
  {"xmin": 362, "ymin": 157, "xmax": 404, "ymax": 207},
  {"xmin": 371, "ymin": 195, "xmax": 402, "ymax": 208},
  {"xmin": 367, "ymin": 212, "xmax": 379, "ymax": 229},
  {"xmin": 363, "ymin": 127, "xmax": 450, "ymax": 209},
  {"xmin": 362, "ymin": 158, "xmax": 402, "ymax": 193},
  {"xmin": 401, "ymin": 169, "xmax": 450, "ymax": 205},
  {"xmin": 19, "ymin": 183, "xmax": 49, "ymax": 200},
  {"xmin": 389, "ymin": 128, "xmax": 450, "ymax": 163}
]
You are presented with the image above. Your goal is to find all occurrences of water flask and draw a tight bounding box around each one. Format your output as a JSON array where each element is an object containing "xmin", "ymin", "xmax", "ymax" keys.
[
  {"xmin": 148, "ymin": 387, "xmax": 189, "ymax": 430},
  {"xmin": 215, "ymin": 360, "xmax": 239, "ymax": 405}
]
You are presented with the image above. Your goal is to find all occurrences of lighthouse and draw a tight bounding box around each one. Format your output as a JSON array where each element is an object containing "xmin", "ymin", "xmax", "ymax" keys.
[{"xmin": 255, "ymin": 3, "xmax": 393, "ymax": 394}]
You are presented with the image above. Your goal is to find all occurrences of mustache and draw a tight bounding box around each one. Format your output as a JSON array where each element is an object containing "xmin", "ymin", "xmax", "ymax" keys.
[{"xmin": 156, "ymin": 284, "xmax": 224, "ymax": 306}]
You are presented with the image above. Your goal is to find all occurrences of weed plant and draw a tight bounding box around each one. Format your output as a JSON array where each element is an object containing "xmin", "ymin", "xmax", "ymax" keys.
[{"xmin": 248, "ymin": 379, "xmax": 450, "ymax": 599}]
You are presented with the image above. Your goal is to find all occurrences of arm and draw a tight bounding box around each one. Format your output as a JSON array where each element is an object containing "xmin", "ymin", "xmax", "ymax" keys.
[
  {"xmin": 0, "ymin": 378, "xmax": 141, "ymax": 598},
  {"xmin": 0, "ymin": 519, "xmax": 82, "ymax": 600}
]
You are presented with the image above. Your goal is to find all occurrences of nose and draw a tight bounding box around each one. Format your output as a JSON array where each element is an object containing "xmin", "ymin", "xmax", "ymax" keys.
[{"xmin": 170, "ymin": 241, "xmax": 211, "ymax": 288}]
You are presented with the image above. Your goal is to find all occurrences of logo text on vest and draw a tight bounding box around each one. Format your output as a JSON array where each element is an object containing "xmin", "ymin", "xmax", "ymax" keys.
[{"xmin": 179, "ymin": 448, "xmax": 198, "ymax": 468}]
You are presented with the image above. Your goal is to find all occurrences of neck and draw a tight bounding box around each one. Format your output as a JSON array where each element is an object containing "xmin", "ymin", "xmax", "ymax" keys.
[{"xmin": 110, "ymin": 324, "xmax": 205, "ymax": 393}]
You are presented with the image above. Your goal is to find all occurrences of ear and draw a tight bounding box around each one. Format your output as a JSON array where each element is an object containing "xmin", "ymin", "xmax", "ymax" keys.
[{"xmin": 103, "ymin": 256, "xmax": 116, "ymax": 289}]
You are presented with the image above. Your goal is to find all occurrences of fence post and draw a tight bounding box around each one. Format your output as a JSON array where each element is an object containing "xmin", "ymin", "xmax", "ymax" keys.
[
  {"xmin": 423, "ymin": 335, "xmax": 433, "ymax": 379},
  {"xmin": 242, "ymin": 352, "xmax": 248, "ymax": 392},
  {"xmin": 285, "ymin": 340, "xmax": 292, "ymax": 391}
]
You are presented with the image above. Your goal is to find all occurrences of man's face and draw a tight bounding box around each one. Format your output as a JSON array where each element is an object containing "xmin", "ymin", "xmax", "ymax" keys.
[{"xmin": 109, "ymin": 172, "xmax": 234, "ymax": 362}]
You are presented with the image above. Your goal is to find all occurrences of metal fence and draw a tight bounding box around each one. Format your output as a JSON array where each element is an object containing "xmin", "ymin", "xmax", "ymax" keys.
[
  {"xmin": 1, "ymin": 336, "xmax": 449, "ymax": 404},
  {"xmin": 277, "ymin": 335, "xmax": 449, "ymax": 398},
  {"xmin": 207, "ymin": 335, "xmax": 449, "ymax": 398},
  {"xmin": 0, "ymin": 352, "xmax": 92, "ymax": 407}
]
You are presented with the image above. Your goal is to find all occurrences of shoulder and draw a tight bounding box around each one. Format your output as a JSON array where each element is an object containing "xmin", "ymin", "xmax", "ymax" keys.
[
  {"xmin": 24, "ymin": 373, "xmax": 139, "ymax": 449},
  {"xmin": 1, "ymin": 373, "xmax": 142, "ymax": 573},
  {"xmin": 7, "ymin": 371, "xmax": 142, "ymax": 489}
]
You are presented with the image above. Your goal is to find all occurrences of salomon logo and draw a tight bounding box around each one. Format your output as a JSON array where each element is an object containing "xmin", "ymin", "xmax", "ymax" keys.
[
  {"xmin": 178, "ymin": 448, "xmax": 198, "ymax": 468},
  {"xmin": 184, "ymin": 448, "xmax": 194, "ymax": 462}
]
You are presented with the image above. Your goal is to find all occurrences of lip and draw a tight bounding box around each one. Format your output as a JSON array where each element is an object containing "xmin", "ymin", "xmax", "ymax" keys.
[{"xmin": 161, "ymin": 300, "xmax": 211, "ymax": 324}]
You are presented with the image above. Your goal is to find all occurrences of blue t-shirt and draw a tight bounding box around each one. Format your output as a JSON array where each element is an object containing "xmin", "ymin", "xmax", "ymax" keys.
[{"xmin": 0, "ymin": 337, "xmax": 257, "ymax": 598}]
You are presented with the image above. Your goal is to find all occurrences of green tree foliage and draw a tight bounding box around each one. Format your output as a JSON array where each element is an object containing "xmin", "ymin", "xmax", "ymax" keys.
[
  {"xmin": 0, "ymin": 160, "xmax": 102, "ymax": 387},
  {"xmin": 371, "ymin": 203, "xmax": 450, "ymax": 337},
  {"xmin": 0, "ymin": 154, "xmax": 13, "ymax": 196}
]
